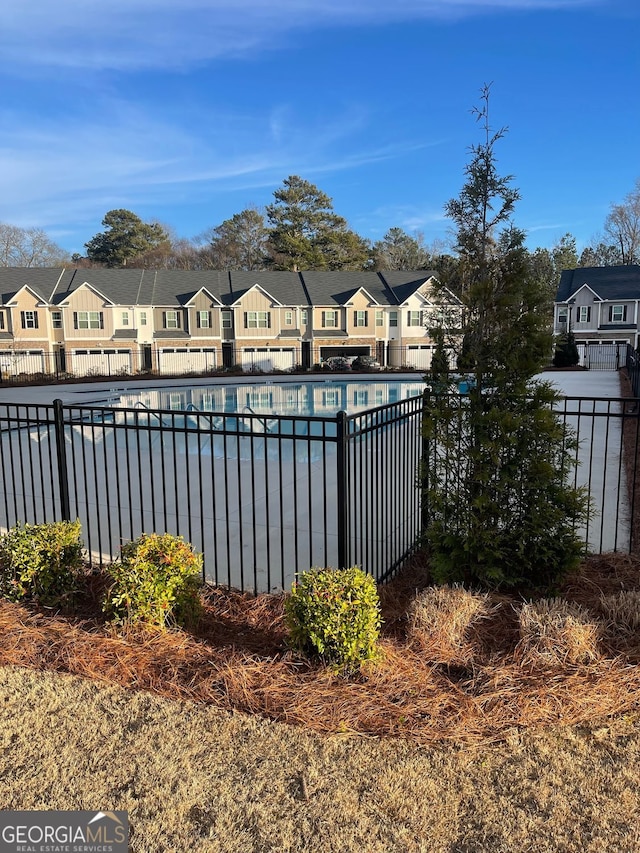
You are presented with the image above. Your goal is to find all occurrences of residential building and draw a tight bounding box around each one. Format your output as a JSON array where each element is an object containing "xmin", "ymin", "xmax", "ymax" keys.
[
  {"xmin": 0, "ymin": 267, "xmax": 460, "ymax": 377},
  {"xmin": 554, "ymin": 265, "xmax": 640, "ymax": 349}
]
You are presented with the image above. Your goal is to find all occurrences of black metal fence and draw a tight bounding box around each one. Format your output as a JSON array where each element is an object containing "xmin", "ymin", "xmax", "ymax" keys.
[
  {"xmin": 626, "ymin": 344, "xmax": 640, "ymax": 396},
  {"xmin": 0, "ymin": 391, "xmax": 637, "ymax": 592},
  {"xmin": 0, "ymin": 395, "xmax": 425, "ymax": 592},
  {"xmin": 0, "ymin": 345, "xmax": 436, "ymax": 386}
]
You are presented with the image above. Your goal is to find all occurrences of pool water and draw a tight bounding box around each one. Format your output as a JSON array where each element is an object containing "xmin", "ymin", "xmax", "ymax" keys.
[{"xmin": 111, "ymin": 379, "xmax": 426, "ymax": 418}]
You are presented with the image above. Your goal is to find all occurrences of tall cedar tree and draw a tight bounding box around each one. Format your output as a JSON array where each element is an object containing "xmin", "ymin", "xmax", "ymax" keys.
[{"xmin": 423, "ymin": 85, "xmax": 588, "ymax": 589}]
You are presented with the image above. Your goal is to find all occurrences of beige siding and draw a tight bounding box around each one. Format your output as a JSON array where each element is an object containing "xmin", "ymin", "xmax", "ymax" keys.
[
  {"xmin": 63, "ymin": 286, "xmax": 114, "ymax": 340},
  {"xmin": 346, "ymin": 292, "xmax": 376, "ymax": 337},
  {"xmin": 312, "ymin": 306, "xmax": 344, "ymax": 332},
  {"xmin": 189, "ymin": 293, "xmax": 221, "ymax": 338},
  {"xmin": 8, "ymin": 290, "xmax": 49, "ymax": 344},
  {"xmin": 234, "ymin": 291, "xmax": 277, "ymax": 339}
]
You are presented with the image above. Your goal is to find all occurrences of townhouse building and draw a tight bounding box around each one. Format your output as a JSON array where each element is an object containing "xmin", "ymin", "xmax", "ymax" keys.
[
  {"xmin": 0, "ymin": 267, "xmax": 460, "ymax": 378},
  {"xmin": 554, "ymin": 265, "xmax": 640, "ymax": 349}
]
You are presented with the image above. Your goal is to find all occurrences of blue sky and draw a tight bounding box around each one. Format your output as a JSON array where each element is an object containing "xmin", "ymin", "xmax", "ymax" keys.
[{"xmin": 0, "ymin": 0, "xmax": 637, "ymax": 257}]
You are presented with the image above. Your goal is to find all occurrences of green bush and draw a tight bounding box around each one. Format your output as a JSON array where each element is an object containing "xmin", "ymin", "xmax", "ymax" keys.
[
  {"xmin": 285, "ymin": 567, "xmax": 382, "ymax": 673},
  {"xmin": 0, "ymin": 519, "xmax": 83, "ymax": 605},
  {"xmin": 104, "ymin": 532, "xmax": 203, "ymax": 629}
]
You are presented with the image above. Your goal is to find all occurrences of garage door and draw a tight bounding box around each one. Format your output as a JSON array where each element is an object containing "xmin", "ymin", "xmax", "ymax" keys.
[
  {"xmin": 319, "ymin": 346, "xmax": 370, "ymax": 361},
  {"xmin": 0, "ymin": 349, "xmax": 45, "ymax": 377},
  {"xmin": 158, "ymin": 347, "xmax": 217, "ymax": 375},
  {"xmin": 241, "ymin": 347, "xmax": 295, "ymax": 372},
  {"xmin": 72, "ymin": 349, "xmax": 133, "ymax": 377}
]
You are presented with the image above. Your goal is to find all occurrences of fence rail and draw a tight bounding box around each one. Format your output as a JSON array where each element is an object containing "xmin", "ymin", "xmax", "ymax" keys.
[{"xmin": 0, "ymin": 391, "xmax": 637, "ymax": 592}]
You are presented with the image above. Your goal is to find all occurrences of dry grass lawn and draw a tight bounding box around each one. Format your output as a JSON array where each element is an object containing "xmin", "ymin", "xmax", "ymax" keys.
[{"xmin": 2, "ymin": 553, "xmax": 640, "ymax": 851}]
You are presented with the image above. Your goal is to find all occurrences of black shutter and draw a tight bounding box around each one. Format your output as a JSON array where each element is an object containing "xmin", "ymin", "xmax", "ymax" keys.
[
  {"xmin": 208, "ymin": 311, "xmax": 212, "ymax": 328},
  {"xmin": 73, "ymin": 312, "xmax": 78, "ymax": 330},
  {"xmin": 364, "ymin": 310, "xmax": 368, "ymax": 326},
  {"xmin": 624, "ymin": 306, "xmax": 628, "ymax": 321},
  {"xmin": 322, "ymin": 312, "xmax": 326, "ymax": 328},
  {"xmin": 162, "ymin": 311, "xmax": 167, "ymax": 329},
  {"xmin": 34, "ymin": 312, "xmax": 38, "ymax": 329},
  {"xmin": 99, "ymin": 313, "xmax": 104, "ymax": 329},
  {"xmin": 609, "ymin": 306, "xmax": 613, "ymax": 322},
  {"xmin": 20, "ymin": 311, "xmax": 25, "ymax": 329},
  {"xmin": 244, "ymin": 312, "xmax": 248, "ymax": 329},
  {"xmin": 267, "ymin": 312, "xmax": 271, "ymax": 329},
  {"xmin": 587, "ymin": 307, "xmax": 591, "ymax": 323},
  {"xmin": 196, "ymin": 312, "xmax": 201, "ymax": 329}
]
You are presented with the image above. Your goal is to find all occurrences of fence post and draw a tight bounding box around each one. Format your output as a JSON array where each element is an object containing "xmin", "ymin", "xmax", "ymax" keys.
[
  {"xmin": 336, "ymin": 410, "xmax": 349, "ymax": 569},
  {"xmin": 53, "ymin": 399, "xmax": 71, "ymax": 521},
  {"xmin": 421, "ymin": 390, "xmax": 430, "ymax": 533}
]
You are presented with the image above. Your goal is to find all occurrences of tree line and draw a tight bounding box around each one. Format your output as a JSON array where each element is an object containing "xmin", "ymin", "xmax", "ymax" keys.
[{"xmin": 1, "ymin": 173, "xmax": 639, "ymax": 289}]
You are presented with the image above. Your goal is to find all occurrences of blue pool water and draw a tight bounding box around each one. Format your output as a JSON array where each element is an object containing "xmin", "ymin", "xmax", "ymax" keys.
[{"xmin": 110, "ymin": 379, "xmax": 427, "ymax": 418}]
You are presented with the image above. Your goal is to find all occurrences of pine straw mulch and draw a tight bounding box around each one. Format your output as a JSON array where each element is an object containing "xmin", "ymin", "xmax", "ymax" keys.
[{"xmin": 2, "ymin": 552, "xmax": 640, "ymax": 746}]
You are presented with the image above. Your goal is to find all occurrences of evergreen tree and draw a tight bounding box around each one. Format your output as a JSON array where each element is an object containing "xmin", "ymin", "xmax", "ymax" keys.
[
  {"xmin": 85, "ymin": 209, "xmax": 169, "ymax": 267},
  {"xmin": 553, "ymin": 330, "xmax": 580, "ymax": 368},
  {"xmin": 423, "ymin": 85, "xmax": 588, "ymax": 589},
  {"xmin": 266, "ymin": 176, "xmax": 369, "ymax": 271}
]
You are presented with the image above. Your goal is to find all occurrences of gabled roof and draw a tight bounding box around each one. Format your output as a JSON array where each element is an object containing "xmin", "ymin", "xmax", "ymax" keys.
[
  {"xmin": 229, "ymin": 282, "xmax": 285, "ymax": 307},
  {"xmin": 183, "ymin": 287, "xmax": 223, "ymax": 307},
  {"xmin": 301, "ymin": 271, "xmax": 394, "ymax": 306},
  {"xmin": 55, "ymin": 280, "xmax": 115, "ymax": 306},
  {"xmin": 4, "ymin": 283, "xmax": 51, "ymax": 306},
  {"xmin": 556, "ymin": 266, "xmax": 640, "ymax": 303},
  {"xmin": 226, "ymin": 271, "xmax": 305, "ymax": 306},
  {"xmin": 378, "ymin": 271, "xmax": 439, "ymax": 304},
  {"xmin": 0, "ymin": 267, "xmax": 66, "ymax": 305}
]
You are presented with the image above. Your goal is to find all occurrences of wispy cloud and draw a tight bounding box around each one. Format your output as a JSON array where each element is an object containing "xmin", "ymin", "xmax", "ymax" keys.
[
  {"xmin": 0, "ymin": 0, "xmax": 602, "ymax": 73},
  {"xmin": 0, "ymin": 99, "xmax": 429, "ymax": 240}
]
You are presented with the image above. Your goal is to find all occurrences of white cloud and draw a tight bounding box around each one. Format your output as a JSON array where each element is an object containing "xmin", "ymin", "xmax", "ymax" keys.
[
  {"xmin": 0, "ymin": 99, "xmax": 428, "ymax": 239},
  {"xmin": 0, "ymin": 0, "xmax": 602, "ymax": 73}
]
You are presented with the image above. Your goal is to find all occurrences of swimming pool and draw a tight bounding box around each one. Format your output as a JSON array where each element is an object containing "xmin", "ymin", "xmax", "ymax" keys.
[{"xmin": 109, "ymin": 378, "xmax": 427, "ymax": 417}]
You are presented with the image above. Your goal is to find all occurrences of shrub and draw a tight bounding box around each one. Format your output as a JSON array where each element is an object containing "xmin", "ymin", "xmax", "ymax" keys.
[
  {"xmin": 407, "ymin": 584, "xmax": 493, "ymax": 665},
  {"xmin": 104, "ymin": 533, "xmax": 203, "ymax": 629},
  {"xmin": 516, "ymin": 598, "xmax": 600, "ymax": 666},
  {"xmin": 285, "ymin": 567, "xmax": 382, "ymax": 673},
  {"xmin": 0, "ymin": 519, "xmax": 83, "ymax": 605},
  {"xmin": 599, "ymin": 590, "xmax": 640, "ymax": 635},
  {"xmin": 553, "ymin": 331, "xmax": 580, "ymax": 368}
]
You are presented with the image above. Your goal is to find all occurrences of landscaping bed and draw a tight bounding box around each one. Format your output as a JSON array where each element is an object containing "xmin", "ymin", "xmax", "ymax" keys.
[{"xmin": 2, "ymin": 552, "xmax": 640, "ymax": 745}]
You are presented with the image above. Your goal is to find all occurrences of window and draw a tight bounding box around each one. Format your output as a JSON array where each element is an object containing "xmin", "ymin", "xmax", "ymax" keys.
[
  {"xmin": 197, "ymin": 310, "xmax": 211, "ymax": 329},
  {"xmin": 375, "ymin": 310, "xmax": 384, "ymax": 327},
  {"xmin": 244, "ymin": 311, "xmax": 270, "ymax": 328},
  {"xmin": 139, "ymin": 311, "xmax": 147, "ymax": 326},
  {"xmin": 354, "ymin": 310, "xmax": 368, "ymax": 327},
  {"xmin": 610, "ymin": 305, "xmax": 627, "ymax": 323},
  {"xmin": 578, "ymin": 306, "xmax": 591, "ymax": 324},
  {"xmin": 51, "ymin": 311, "xmax": 62, "ymax": 329},
  {"xmin": 322, "ymin": 310, "xmax": 338, "ymax": 328},
  {"xmin": 163, "ymin": 311, "xmax": 180, "ymax": 329},
  {"xmin": 221, "ymin": 311, "xmax": 232, "ymax": 329},
  {"xmin": 285, "ymin": 311, "xmax": 293, "ymax": 326},
  {"xmin": 407, "ymin": 310, "xmax": 422, "ymax": 327},
  {"xmin": 20, "ymin": 310, "xmax": 39, "ymax": 329},
  {"xmin": 389, "ymin": 311, "xmax": 398, "ymax": 328},
  {"xmin": 301, "ymin": 310, "xmax": 308, "ymax": 325},
  {"xmin": 121, "ymin": 311, "xmax": 129, "ymax": 326},
  {"xmin": 74, "ymin": 311, "xmax": 102, "ymax": 330},
  {"xmin": 557, "ymin": 307, "xmax": 568, "ymax": 325}
]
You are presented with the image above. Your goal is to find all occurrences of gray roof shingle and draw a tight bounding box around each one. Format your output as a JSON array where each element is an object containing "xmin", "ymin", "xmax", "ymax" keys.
[{"xmin": 556, "ymin": 266, "xmax": 640, "ymax": 302}]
